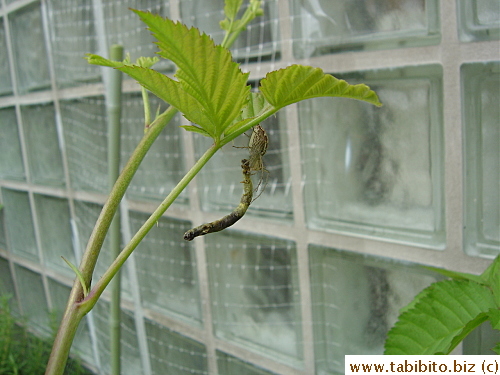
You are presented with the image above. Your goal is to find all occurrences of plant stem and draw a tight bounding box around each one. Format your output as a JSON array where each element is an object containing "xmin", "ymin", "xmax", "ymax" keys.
[
  {"xmin": 107, "ymin": 44, "xmax": 124, "ymax": 375},
  {"xmin": 81, "ymin": 144, "xmax": 219, "ymax": 310},
  {"xmin": 45, "ymin": 106, "xmax": 178, "ymax": 375},
  {"xmin": 141, "ymin": 87, "xmax": 151, "ymax": 130},
  {"xmin": 44, "ymin": 293, "xmax": 87, "ymax": 375},
  {"xmin": 46, "ymin": 141, "xmax": 219, "ymax": 375},
  {"xmin": 81, "ymin": 107, "xmax": 178, "ymax": 292}
]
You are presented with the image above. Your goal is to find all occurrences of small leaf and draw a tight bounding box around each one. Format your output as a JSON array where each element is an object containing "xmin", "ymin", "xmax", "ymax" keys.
[
  {"xmin": 61, "ymin": 256, "xmax": 89, "ymax": 297},
  {"xmin": 224, "ymin": 0, "xmax": 243, "ymax": 21},
  {"xmin": 180, "ymin": 125, "xmax": 212, "ymax": 138},
  {"xmin": 86, "ymin": 54, "xmax": 125, "ymax": 68},
  {"xmin": 135, "ymin": 56, "xmax": 159, "ymax": 68},
  {"xmin": 220, "ymin": 19, "xmax": 231, "ymax": 31},
  {"xmin": 260, "ymin": 65, "xmax": 382, "ymax": 109},
  {"xmin": 384, "ymin": 280, "xmax": 497, "ymax": 355}
]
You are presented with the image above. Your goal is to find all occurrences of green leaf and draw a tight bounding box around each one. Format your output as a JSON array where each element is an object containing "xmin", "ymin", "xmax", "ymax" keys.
[
  {"xmin": 260, "ymin": 65, "xmax": 382, "ymax": 109},
  {"xmin": 426, "ymin": 255, "xmax": 500, "ymax": 306},
  {"xmin": 488, "ymin": 271, "xmax": 500, "ymax": 308},
  {"xmin": 86, "ymin": 54, "xmax": 159, "ymax": 69},
  {"xmin": 384, "ymin": 280, "xmax": 497, "ymax": 355},
  {"xmin": 131, "ymin": 10, "xmax": 251, "ymax": 139},
  {"xmin": 423, "ymin": 266, "xmax": 484, "ymax": 284},
  {"xmin": 398, "ymin": 286, "xmax": 432, "ymax": 315},
  {"xmin": 135, "ymin": 56, "xmax": 160, "ymax": 68},
  {"xmin": 488, "ymin": 307, "xmax": 500, "ymax": 330},
  {"xmin": 61, "ymin": 256, "xmax": 89, "ymax": 297},
  {"xmin": 479, "ymin": 255, "xmax": 500, "ymax": 307},
  {"xmin": 86, "ymin": 54, "xmax": 125, "ymax": 68},
  {"xmin": 224, "ymin": 0, "xmax": 243, "ymax": 22},
  {"xmin": 493, "ymin": 343, "xmax": 500, "ymax": 355},
  {"xmin": 447, "ymin": 312, "xmax": 490, "ymax": 352},
  {"xmin": 180, "ymin": 125, "xmax": 212, "ymax": 138}
]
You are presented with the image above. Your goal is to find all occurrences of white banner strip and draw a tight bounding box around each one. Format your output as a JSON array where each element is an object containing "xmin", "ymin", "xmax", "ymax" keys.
[{"xmin": 346, "ymin": 356, "xmax": 499, "ymax": 374}]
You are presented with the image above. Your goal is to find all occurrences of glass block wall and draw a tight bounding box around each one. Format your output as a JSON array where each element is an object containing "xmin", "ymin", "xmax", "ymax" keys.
[{"xmin": 0, "ymin": 0, "xmax": 498, "ymax": 374}]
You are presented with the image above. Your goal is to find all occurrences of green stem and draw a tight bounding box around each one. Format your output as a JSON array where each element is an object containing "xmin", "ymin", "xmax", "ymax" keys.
[
  {"xmin": 222, "ymin": 1, "xmax": 263, "ymax": 49},
  {"xmin": 44, "ymin": 287, "xmax": 89, "ymax": 375},
  {"xmin": 220, "ymin": 18, "xmax": 235, "ymax": 48},
  {"xmin": 107, "ymin": 44, "xmax": 124, "ymax": 375},
  {"xmin": 81, "ymin": 107, "xmax": 177, "ymax": 289},
  {"xmin": 141, "ymin": 87, "xmax": 151, "ymax": 130},
  {"xmin": 45, "ymin": 106, "xmax": 177, "ymax": 375},
  {"xmin": 81, "ymin": 144, "xmax": 219, "ymax": 311},
  {"xmin": 47, "ymin": 144, "xmax": 219, "ymax": 375}
]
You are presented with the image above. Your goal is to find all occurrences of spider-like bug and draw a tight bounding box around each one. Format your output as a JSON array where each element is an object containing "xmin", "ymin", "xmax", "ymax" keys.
[{"xmin": 239, "ymin": 124, "xmax": 269, "ymax": 201}]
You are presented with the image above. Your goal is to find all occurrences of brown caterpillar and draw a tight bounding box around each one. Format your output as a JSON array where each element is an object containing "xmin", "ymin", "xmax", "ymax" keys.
[{"xmin": 183, "ymin": 159, "xmax": 253, "ymax": 241}]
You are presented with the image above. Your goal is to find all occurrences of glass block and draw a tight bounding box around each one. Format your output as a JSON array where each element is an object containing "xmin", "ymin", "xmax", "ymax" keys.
[
  {"xmin": 300, "ymin": 65, "xmax": 445, "ymax": 248},
  {"xmin": 47, "ymin": 278, "xmax": 93, "ymax": 363},
  {"xmin": 195, "ymin": 110, "xmax": 292, "ymax": 219},
  {"xmin": 458, "ymin": 0, "xmax": 500, "ymax": 42},
  {"xmin": 179, "ymin": 0, "xmax": 280, "ymax": 62},
  {"xmin": 217, "ymin": 351, "xmax": 278, "ymax": 375},
  {"xmin": 309, "ymin": 245, "xmax": 442, "ymax": 374},
  {"xmin": 2, "ymin": 188, "xmax": 38, "ymax": 262},
  {"xmin": 73, "ymin": 200, "xmax": 132, "ymax": 299},
  {"xmin": 121, "ymin": 94, "xmax": 187, "ymax": 203},
  {"xmin": 21, "ymin": 103, "xmax": 65, "ymax": 186},
  {"xmin": 462, "ymin": 62, "xmax": 500, "ymax": 258},
  {"xmin": 103, "ymin": 2, "xmax": 172, "ymax": 71},
  {"xmin": 291, "ymin": 0, "xmax": 440, "ymax": 58},
  {"xmin": 61, "ymin": 97, "xmax": 108, "ymax": 193},
  {"xmin": 46, "ymin": 0, "xmax": 100, "ymax": 87},
  {"xmin": 131, "ymin": 211, "xmax": 201, "ymax": 323},
  {"xmin": 93, "ymin": 300, "xmax": 143, "ymax": 375},
  {"xmin": 145, "ymin": 318, "xmax": 208, "ymax": 375},
  {"xmin": 0, "ymin": 257, "xmax": 18, "ymax": 313},
  {"xmin": 0, "ymin": 107, "xmax": 25, "ymax": 181},
  {"xmin": 14, "ymin": 265, "xmax": 49, "ymax": 335},
  {"xmin": 34, "ymin": 194, "xmax": 74, "ymax": 276},
  {"xmin": 0, "ymin": 18, "xmax": 13, "ymax": 96},
  {"xmin": 206, "ymin": 231, "xmax": 302, "ymax": 366},
  {"xmin": 9, "ymin": 2, "xmax": 51, "ymax": 94}
]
